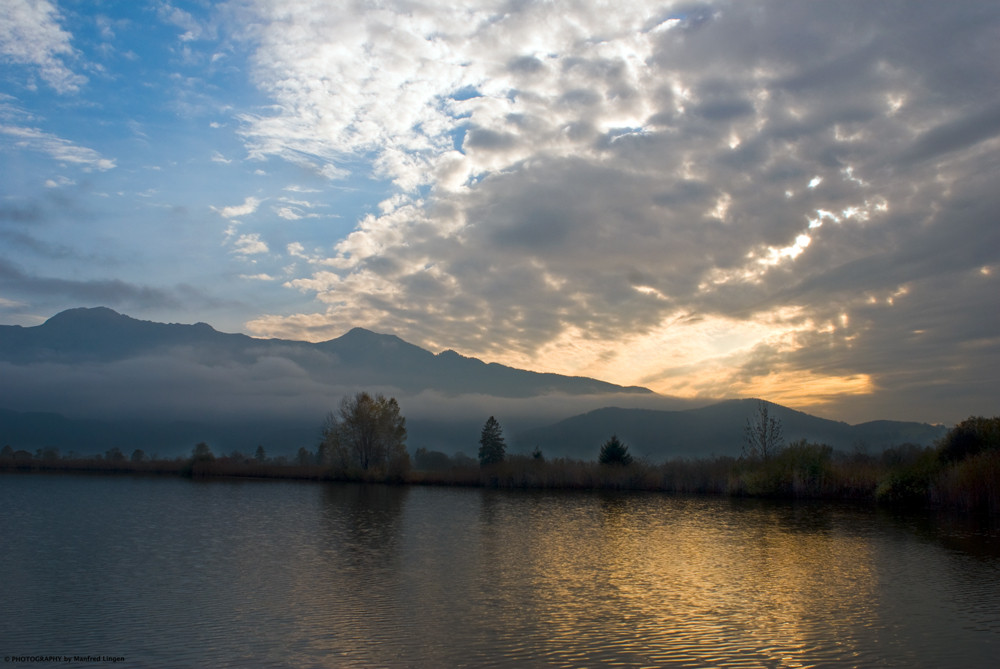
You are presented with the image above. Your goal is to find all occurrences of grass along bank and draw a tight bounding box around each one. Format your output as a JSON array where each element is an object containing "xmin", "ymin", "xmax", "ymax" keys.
[{"xmin": 3, "ymin": 415, "xmax": 999, "ymax": 513}]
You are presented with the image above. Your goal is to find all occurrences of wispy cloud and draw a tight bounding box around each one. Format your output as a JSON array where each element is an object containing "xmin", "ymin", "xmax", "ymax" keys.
[
  {"xmin": 276, "ymin": 207, "xmax": 316, "ymax": 221},
  {"xmin": 274, "ymin": 196, "xmax": 325, "ymax": 221},
  {"xmin": 0, "ymin": 0, "xmax": 86, "ymax": 93},
  {"xmin": 213, "ymin": 196, "xmax": 261, "ymax": 220},
  {"xmin": 157, "ymin": 2, "xmax": 213, "ymax": 43},
  {"xmin": 0, "ymin": 124, "xmax": 115, "ymax": 170},
  {"xmin": 43, "ymin": 175, "xmax": 75, "ymax": 188}
]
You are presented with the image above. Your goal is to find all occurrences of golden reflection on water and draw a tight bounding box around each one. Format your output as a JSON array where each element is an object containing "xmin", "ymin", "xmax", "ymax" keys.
[
  {"xmin": 472, "ymin": 494, "xmax": 881, "ymax": 667},
  {"xmin": 272, "ymin": 487, "xmax": 896, "ymax": 667}
]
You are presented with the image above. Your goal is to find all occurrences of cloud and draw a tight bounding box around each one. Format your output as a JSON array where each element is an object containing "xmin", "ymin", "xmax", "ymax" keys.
[
  {"xmin": 0, "ymin": 124, "xmax": 116, "ymax": 170},
  {"xmin": 157, "ymin": 2, "xmax": 212, "ymax": 42},
  {"xmin": 0, "ymin": 257, "xmax": 181, "ymax": 307},
  {"xmin": 213, "ymin": 195, "xmax": 262, "ymax": 220},
  {"xmin": 232, "ymin": 233, "xmax": 269, "ymax": 256},
  {"xmin": 230, "ymin": 1, "xmax": 1000, "ymax": 423},
  {"xmin": 44, "ymin": 175, "xmax": 75, "ymax": 188},
  {"xmin": 274, "ymin": 195, "xmax": 325, "ymax": 221},
  {"xmin": 0, "ymin": 0, "xmax": 86, "ymax": 93},
  {"xmin": 897, "ymin": 103, "xmax": 1000, "ymax": 166},
  {"xmin": 0, "ymin": 201, "xmax": 43, "ymax": 224},
  {"xmin": 276, "ymin": 207, "xmax": 316, "ymax": 221}
]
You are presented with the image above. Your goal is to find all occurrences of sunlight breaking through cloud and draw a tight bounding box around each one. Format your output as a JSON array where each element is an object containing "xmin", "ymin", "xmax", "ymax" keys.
[{"xmin": 2, "ymin": 1, "xmax": 998, "ymax": 424}]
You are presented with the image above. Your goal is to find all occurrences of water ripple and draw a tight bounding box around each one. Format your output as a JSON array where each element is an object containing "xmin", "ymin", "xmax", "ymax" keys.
[{"xmin": 1, "ymin": 477, "xmax": 999, "ymax": 667}]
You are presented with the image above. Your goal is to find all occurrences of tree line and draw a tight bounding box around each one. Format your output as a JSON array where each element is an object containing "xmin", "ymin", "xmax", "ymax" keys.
[{"xmin": 4, "ymin": 393, "xmax": 999, "ymax": 512}]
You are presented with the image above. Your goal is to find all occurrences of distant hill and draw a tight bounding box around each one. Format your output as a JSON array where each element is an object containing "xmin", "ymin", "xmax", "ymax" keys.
[{"xmin": 514, "ymin": 400, "xmax": 948, "ymax": 460}]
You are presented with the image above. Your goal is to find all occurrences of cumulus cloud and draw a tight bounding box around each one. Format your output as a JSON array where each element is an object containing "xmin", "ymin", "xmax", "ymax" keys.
[
  {"xmin": 229, "ymin": 0, "xmax": 999, "ymax": 422},
  {"xmin": 232, "ymin": 233, "xmax": 269, "ymax": 256},
  {"xmin": 0, "ymin": 0, "xmax": 86, "ymax": 93}
]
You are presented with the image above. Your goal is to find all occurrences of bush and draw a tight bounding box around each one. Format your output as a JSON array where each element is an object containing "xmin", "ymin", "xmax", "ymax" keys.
[
  {"xmin": 875, "ymin": 446, "xmax": 940, "ymax": 504},
  {"xmin": 413, "ymin": 448, "xmax": 454, "ymax": 471},
  {"xmin": 938, "ymin": 416, "xmax": 1000, "ymax": 463},
  {"xmin": 729, "ymin": 440, "xmax": 833, "ymax": 497},
  {"xmin": 781, "ymin": 440, "xmax": 833, "ymax": 496}
]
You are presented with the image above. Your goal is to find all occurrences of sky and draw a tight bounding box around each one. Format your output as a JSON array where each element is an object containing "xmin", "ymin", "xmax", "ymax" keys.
[{"xmin": 1, "ymin": 0, "xmax": 998, "ymax": 426}]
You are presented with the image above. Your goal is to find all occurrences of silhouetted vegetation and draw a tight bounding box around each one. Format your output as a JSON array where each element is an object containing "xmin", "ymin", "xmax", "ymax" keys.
[
  {"xmin": 598, "ymin": 435, "xmax": 633, "ymax": 466},
  {"xmin": 478, "ymin": 416, "xmax": 506, "ymax": 466},
  {"xmin": 3, "ymin": 407, "xmax": 998, "ymax": 514},
  {"xmin": 414, "ymin": 447, "xmax": 453, "ymax": 470},
  {"xmin": 319, "ymin": 392, "xmax": 410, "ymax": 480},
  {"xmin": 937, "ymin": 416, "xmax": 1000, "ymax": 463},
  {"xmin": 743, "ymin": 400, "xmax": 784, "ymax": 463}
]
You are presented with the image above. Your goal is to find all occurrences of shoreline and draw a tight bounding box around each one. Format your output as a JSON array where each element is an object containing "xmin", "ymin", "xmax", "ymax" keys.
[{"xmin": 3, "ymin": 449, "xmax": 997, "ymax": 514}]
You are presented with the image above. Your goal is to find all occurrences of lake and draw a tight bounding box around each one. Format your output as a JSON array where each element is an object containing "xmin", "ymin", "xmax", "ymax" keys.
[{"xmin": 1, "ymin": 473, "xmax": 998, "ymax": 667}]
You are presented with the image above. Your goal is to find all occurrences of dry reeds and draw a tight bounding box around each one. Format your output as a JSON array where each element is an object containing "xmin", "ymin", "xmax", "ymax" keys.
[{"xmin": 4, "ymin": 415, "xmax": 999, "ymax": 513}]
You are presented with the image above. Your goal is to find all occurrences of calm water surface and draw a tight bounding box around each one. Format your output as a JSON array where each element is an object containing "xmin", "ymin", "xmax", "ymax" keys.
[{"xmin": 1, "ymin": 473, "xmax": 998, "ymax": 667}]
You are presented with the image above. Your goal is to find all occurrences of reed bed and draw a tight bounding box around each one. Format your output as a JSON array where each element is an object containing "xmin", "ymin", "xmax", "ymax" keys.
[{"xmin": 4, "ymin": 415, "xmax": 999, "ymax": 513}]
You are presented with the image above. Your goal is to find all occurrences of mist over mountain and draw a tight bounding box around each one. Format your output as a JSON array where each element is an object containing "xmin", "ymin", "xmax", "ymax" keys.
[
  {"xmin": 0, "ymin": 308, "xmax": 946, "ymax": 458},
  {"xmin": 0, "ymin": 307, "xmax": 662, "ymax": 455}
]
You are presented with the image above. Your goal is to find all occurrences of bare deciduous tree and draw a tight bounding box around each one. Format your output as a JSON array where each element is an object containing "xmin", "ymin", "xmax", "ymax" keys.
[{"xmin": 743, "ymin": 400, "xmax": 784, "ymax": 463}]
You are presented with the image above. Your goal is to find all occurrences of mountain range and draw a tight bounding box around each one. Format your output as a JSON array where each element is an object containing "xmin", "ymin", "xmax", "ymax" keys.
[
  {"xmin": 0, "ymin": 307, "xmax": 947, "ymax": 459},
  {"xmin": 0, "ymin": 306, "xmax": 651, "ymax": 396}
]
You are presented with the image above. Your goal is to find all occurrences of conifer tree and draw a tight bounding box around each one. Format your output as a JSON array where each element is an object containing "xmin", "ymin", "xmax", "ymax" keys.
[
  {"xmin": 598, "ymin": 434, "xmax": 633, "ymax": 466},
  {"xmin": 478, "ymin": 416, "xmax": 506, "ymax": 466}
]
